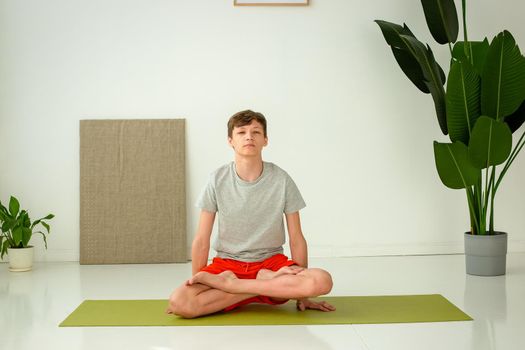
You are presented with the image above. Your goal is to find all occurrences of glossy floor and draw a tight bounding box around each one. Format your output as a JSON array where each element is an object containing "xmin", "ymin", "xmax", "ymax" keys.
[{"xmin": 1, "ymin": 253, "xmax": 524, "ymax": 350}]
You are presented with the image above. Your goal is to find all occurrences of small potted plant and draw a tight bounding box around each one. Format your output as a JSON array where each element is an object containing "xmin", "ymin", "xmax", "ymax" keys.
[
  {"xmin": 376, "ymin": 0, "xmax": 525, "ymax": 275},
  {"xmin": 0, "ymin": 196, "xmax": 54, "ymax": 272}
]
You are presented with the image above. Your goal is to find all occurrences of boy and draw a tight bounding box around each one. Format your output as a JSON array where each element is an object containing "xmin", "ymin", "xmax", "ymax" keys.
[{"xmin": 167, "ymin": 110, "xmax": 335, "ymax": 318}]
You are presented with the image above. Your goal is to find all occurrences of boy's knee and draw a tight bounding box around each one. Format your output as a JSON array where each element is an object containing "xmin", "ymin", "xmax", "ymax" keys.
[
  {"xmin": 319, "ymin": 270, "xmax": 333, "ymax": 295},
  {"xmin": 168, "ymin": 288, "xmax": 201, "ymax": 319},
  {"xmin": 310, "ymin": 268, "xmax": 333, "ymax": 296}
]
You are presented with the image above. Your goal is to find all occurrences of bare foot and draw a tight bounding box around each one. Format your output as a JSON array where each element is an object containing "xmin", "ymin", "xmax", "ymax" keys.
[
  {"xmin": 187, "ymin": 270, "xmax": 238, "ymax": 291},
  {"xmin": 256, "ymin": 265, "xmax": 305, "ymax": 280}
]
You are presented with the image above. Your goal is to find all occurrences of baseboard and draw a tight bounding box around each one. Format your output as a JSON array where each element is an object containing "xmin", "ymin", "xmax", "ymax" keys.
[
  {"xmin": 306, "ymin": 239, "xmax": 525, "ymax": 258},
  {"xmin": 6, "ymin": 240, "xmax": 524, "ymax": 263},
  {"xmin": 35, "ymin": 249, "xmax": 79, "ymax": 262}
]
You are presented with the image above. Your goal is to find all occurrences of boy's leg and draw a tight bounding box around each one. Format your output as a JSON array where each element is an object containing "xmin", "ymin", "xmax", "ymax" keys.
[
  {"xmin": 167, "ymin": 271, "xmax": 256, "ymax": 319},
  {"xmin": 188, "ymin": 267, "xmax": 333, "ymax": 300},
  {"xmin": 167, "ymin": 266, "xmax": 306, "ymax": 318}
]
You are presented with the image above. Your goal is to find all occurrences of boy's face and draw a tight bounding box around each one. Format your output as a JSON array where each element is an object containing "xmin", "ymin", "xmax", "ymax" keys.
[{"xmin": 228, "ymin": 120, "xmax": 268, "ymax": 157}]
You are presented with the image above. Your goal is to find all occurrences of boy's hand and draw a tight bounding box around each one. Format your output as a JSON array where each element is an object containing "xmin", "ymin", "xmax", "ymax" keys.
[{"xmin": 296, "ymin": 298, "xmax": 336, "ymax": 312}]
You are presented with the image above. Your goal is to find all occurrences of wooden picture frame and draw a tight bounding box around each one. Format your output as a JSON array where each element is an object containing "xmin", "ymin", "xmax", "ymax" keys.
[{"xmin": 234, "ymin": 0, "xmax": 309, "ymax": 6}]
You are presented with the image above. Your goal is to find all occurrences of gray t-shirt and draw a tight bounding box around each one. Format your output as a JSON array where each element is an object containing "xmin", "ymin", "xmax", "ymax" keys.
[{"xmin": 196, "ymin": 161, "xmax": 306, "ymax": 262}]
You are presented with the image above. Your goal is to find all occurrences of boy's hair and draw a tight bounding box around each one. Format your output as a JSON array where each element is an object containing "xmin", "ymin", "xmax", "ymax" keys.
[{"xmin": 227, "ymin": 110, "xmax": 267, "ymax": 138}]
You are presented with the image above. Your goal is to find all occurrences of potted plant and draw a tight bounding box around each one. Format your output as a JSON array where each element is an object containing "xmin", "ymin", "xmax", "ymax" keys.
[
  {"xmin": 0, "ymin": 196, "xmax": 54, "ymax": 272},
  {"xmin": 375, "ymin": 0, "xmax": 525, "ymax": 275}
]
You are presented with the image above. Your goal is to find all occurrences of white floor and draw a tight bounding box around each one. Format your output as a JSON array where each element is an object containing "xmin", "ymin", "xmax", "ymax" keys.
[{"xmin": 1, "ymin": 253, "xmax": 524, "ymax": 350}]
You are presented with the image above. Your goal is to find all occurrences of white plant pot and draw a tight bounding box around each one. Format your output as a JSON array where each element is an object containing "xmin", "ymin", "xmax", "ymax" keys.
[{"xmin": 7, "ymin": 246, "xmax": 34, "ymax": 272}]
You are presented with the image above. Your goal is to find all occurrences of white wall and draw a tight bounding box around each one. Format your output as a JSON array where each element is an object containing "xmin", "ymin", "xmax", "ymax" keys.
[{"xmin": 1, "ymin": 0, "xmax": 524, "ymax": 262}]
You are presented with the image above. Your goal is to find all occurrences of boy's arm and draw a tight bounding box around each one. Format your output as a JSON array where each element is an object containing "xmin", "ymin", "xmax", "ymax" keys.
[
  {"xmin": 286, "ymin": 211, "xmax": 335, "ymax": 312},
  {"xmin": 285, "ymin": 211, "xmax": 308, "ymax": 267},
  {"xmin": 191, "ymin": 210, "xmax": 216, "ymax": 275}
]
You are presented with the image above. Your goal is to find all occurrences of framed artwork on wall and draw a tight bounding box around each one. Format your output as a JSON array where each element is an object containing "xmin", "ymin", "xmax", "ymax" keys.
[{"xmin": 234, "ymin": 0, "xmax": 309, "ymax": 6}]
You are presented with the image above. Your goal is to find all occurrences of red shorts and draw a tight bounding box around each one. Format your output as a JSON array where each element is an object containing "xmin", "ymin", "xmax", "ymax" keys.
[{"xmin": 200, "ymin": 253, "xmax": 298, "ymax": 311}]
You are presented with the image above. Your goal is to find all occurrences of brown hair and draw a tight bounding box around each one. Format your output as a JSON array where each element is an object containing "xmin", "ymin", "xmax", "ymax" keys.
[{"xmin": 227, "ymin": 110, "xmax": 267, "ymax": 138}]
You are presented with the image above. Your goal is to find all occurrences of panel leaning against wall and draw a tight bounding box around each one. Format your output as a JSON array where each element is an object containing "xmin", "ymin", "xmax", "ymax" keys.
[{"xmin": 79, "ymin": 119, "xmax": 187, "ymax": 264}]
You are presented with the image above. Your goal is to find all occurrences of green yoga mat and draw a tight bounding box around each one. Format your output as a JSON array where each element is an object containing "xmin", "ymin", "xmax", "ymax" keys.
[{"xmin": 59, "ymin": 294, "xmax": 471, "ymax": 327}]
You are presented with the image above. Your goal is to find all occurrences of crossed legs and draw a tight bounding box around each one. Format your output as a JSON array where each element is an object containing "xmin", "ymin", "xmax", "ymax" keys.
[
  {"xmin": 167, "ymin": 266, "xmax": 333, "ymax": 318},
  {"xmin": 166, "ymin": 276, "xmax": 255, "ymax": 319}
]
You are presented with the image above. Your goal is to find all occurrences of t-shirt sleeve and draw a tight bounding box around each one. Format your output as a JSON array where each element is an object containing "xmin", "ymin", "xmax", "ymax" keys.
[
  {"xmin": 284, "ymin": 174, "xmax": 306, "ymax": 214},
  {"xmin": 196, "ymin": 176, "xmax": 218, "ymax": 213}
]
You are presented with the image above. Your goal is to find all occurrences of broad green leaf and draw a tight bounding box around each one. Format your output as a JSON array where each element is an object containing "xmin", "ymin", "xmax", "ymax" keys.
[
  {"xmin": 376, "ymin": 20, "xmax": 430, "ymax": 93},
  {"xmin": 21, "ymin": 227, "xmax": 32, "ymax": 247},
  {"xmin": 9, "ymin": 196, "xmax": 20, "ymax": 217},
  {"xmin": 504, "ymin": 99, "xmax": 525, "ymax": 133},
  {"xmin": 12, "ymin": 226, "xmax": 22, "ymax": 246},
  {"xmin": 32, "ymin": 214, "xmax": 54, "ymax": 230},
  {"xmin": 452, "ymin": 39, "xmax": 490, "ymax": 74},
  {"xmin": 16, "ymin": 212, "xmax": 26, "ymax": 230},
  {"xmin": 446, "ymin": 60, "xmax": 481, "ymax": 144},
  {"xmin": 481, "ymin": 31, "xmax": 525, "ymax": 120},
  {"xmin": 375, "ymin": 20, "xmax": 415, "ymax": 50},
  {"xmin": 392, "ymin": 47, "xmax": 430, "ymax": 93},
  {"xmin": 434, "ymin": 141, "xmax": 480, "ymax": 189},
  {"xmin": 1, "ymin": 240, "xmax": 10, "ymax": 259},
  {"xmin": 0, "ymin": 200, "xmax": 8, "ymax": 215},
  {"xmin": 20, "ymin": 211, "xmax": 30, "ymax": 227},
  {"xmin": 438, "ymin": 61, "xmax": 446, "ymax": 85},
  {"xmin": 2, "ymin": 221, "xmax": 11, "ymax": 233},
  {"xmin": 421, "ymin": 0, "xmax": 459, "ymax": 44},
  {"xmin": 425, "ymin": 76, "xmax": 447, "ymax": 135},
  {"xmin": 41, "ymin": 221, "xmax": 50, "ymax": 234},
  {"xmin": 468, "ymin": 116, "xmax": 512, "ymax": 168},
  {"xmin": 401, "ymin": 35, "xmax": 448, "ymax": 134}
]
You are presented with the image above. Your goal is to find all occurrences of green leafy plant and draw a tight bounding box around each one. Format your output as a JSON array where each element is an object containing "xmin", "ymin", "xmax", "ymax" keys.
[
  {"xmin": 0, "ymin": 196, "xmax": 55, "ymax": 259},
  {"xmin": 376, "ymin": 0, "xmax": 525, "ymax": 235}
]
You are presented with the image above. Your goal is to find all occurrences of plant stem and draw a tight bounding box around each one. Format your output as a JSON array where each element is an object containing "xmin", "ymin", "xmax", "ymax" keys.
[
  {"xmin": 479, "ymin": 167, "xmax": 490, "ymax": 234},
  {"xmin": 482, "ymin": 164, "xmax": 492, "ymax": 234},
  {"xmin": 466, "ymin": 186, "xmax": 480, "ymax": 234},
  {"xmin": 461, "ymin": 0, "xmax": 473, "ymax": 64},
  {"xmin": 474, "ymin": 176, "xmax": 484, "ymax": 234},
  {"xmin": 489, "ymin": 166, "xmax": 496, "ymax": 233}
]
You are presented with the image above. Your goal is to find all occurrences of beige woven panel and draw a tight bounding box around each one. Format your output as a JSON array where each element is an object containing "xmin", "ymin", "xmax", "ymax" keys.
[{"xmin": 80, "ymin": 119, "xmax": 187, "ymax": 264}]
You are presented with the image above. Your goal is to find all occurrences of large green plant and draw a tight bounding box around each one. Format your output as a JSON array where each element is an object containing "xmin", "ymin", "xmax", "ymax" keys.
[
  {"xmin": 376, "ymin": 0, "xmax": 525, "ymax": 235},
  {"xmin": 0, "ymin": 196, "xmax": 54, "ymax": 259}
]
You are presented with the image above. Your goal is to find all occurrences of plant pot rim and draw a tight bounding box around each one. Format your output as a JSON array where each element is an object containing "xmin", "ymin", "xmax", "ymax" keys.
[
  {"xmin": 7, "ymin": 245, "xmax": 34, "ymax": 249},
  {"xmin": 464, "ymin": 231, "xmax": 507, "ymax": 236}
]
